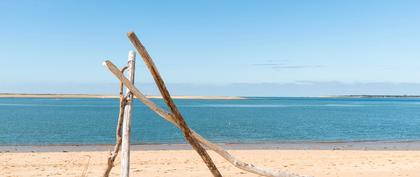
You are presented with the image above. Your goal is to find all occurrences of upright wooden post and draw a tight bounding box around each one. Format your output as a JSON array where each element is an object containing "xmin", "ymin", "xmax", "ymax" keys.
[{"xmin": 121, "ymin": 51, "xmax": 136, "ymax": 177}]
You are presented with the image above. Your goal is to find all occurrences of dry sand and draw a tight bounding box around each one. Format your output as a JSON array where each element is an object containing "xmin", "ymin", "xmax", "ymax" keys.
[{"xmin": 2, "ymin": 149, "xmax": 420, "ymax": 177}]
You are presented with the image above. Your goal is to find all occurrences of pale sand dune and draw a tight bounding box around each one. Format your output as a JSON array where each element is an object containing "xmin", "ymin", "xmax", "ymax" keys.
[
  {"xmin": 2, "ymin": 150, "xmax": 420, "ymax": 177},
  {"xmin": 0, "ymin": 93, "xmax": 244, "ymax": 100}
]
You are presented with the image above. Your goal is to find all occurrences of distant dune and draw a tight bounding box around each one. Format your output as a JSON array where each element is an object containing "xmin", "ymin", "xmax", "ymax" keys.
[
  {"xmin": 146, "ymin": 95, "xmax": 245, "ymax": 100},
  {"xmin": 0, "ymin": 93, "xmax": 116, "ymax": 99},
  {"xmin": 0, "ymin": 93, "xmax": 245, "ymax": 100}
]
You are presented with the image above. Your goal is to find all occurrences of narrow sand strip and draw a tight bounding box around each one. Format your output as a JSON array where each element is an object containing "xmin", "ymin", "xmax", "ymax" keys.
[{"xmin": 0, "ymin": 94, "xmax": 244, "ymax": 99}]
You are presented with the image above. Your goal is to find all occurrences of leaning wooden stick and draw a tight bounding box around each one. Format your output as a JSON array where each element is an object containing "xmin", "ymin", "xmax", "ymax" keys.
[
  {"xmin": 103, "ymin": 60, "xmax": 308, "ymax": 177},
  {"xmin": 103, "ymin": 66, "xmax": 128, "ymax": 177},
  {"xmin": 127, "ymin": 32, "xmax": 222, "ymax": 177}
]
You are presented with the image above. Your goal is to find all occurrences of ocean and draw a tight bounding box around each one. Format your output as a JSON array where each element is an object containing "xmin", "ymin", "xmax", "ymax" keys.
[{"xmin": 1, "ymin": 97, "xmax": 420, "ymax": 145}]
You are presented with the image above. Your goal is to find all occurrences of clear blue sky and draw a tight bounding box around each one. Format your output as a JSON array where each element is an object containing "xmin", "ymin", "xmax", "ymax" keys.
[{"xmin": 1, "ymin": 0, "xmax": 420, "ymax": 96}]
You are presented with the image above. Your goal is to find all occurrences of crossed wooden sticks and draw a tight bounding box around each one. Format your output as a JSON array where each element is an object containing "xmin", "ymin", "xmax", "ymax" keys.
[{"xmin": 103, "ymin": 31, "xmax": 308, "ymax": 177}]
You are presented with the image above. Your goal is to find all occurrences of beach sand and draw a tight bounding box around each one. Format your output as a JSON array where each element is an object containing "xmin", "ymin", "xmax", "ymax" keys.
[{"xmin": 2, "ymin": 149, "xmax": 420, "ymax": 177}]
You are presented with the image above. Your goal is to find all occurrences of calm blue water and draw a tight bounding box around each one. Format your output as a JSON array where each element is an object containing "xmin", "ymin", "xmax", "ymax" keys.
[{"xmin": 1, "ymin": 97, "xmax": 420, "ymax": 145}]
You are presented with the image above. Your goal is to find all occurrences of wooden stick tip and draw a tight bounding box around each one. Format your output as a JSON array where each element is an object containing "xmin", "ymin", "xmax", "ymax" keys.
[
  {"xmin": 102, "ymin": 60, "xmax": 112, "ymax": 67},
  {"xmin": 127, "ymin": 31, "xmax": 135, "ymax": 37},
  {"xmin": 128, "ymin": 51, "xmax": 136, "ymax": 61}
]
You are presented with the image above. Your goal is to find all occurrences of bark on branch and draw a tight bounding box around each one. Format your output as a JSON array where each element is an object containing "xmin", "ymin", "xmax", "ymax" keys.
[{"xmin": 127, "ymin": 31, "xmax": 222, "ymax": 177}]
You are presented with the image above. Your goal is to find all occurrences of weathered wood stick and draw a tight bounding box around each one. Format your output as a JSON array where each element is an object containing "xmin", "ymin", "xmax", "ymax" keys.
[
  {"xmin": 103, "ymin": 66, "xmax": 128, "ymax": 177},
  {"xmin": 121, "ymin": 51, "xmax": 136, "ymax": 177},
  {"xmin": 127, "ymin": 32, "xmax": 222, "ymax": 177},
  {"xmin": 103, "ymin": 60, "xmax": 308, "ymax": 177}
]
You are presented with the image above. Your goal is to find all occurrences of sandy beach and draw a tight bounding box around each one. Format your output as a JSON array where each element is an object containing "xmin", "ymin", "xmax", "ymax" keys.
[
  {"xmin": 2, "ymin": 150, "xmax": 420, "ymax": 177},
  {"xmin": 3, "ymin": 0, "xmax": 420, "ymax": 177},
  {"xmin": 2, "ymin": 143, "xmax": 420, "ymax": 177}
]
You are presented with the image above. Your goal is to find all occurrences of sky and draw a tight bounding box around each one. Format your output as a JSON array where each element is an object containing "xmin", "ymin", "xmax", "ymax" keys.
[{"xmin": 1, "ymin": 0, "xmax": 420, "ymax": 96}]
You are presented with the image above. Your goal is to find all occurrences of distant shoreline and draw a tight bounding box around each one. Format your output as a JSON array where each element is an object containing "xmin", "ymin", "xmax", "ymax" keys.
[
  {"xmin": 322, "ymin": 95, "xmax": 420, "ymax": 98},
  {"xmin": 0, "ymin": 93, "xmax": 245, "ymax": 100},
  {"xmin": 2, "ymin": 93, "xmax": 420, "ymax": 99}
]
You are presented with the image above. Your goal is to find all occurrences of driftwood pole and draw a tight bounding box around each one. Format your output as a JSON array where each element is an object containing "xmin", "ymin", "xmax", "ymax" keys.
[
  {"xmin": 104, "ymin": 60, "xmax": 308, "ymax": 177},
  {"xmin": 121, "ymin": 51, "xmax": 136, "ymax": 177},
  {"xmin": 127, "ymin": 32, "xmax": 222, "ymax": 177}
]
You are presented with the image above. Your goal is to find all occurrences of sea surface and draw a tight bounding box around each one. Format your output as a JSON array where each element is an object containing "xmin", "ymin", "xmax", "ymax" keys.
[{"xmin": 1, "ymin": 97, "xmax": 420, "ymax": 145}]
